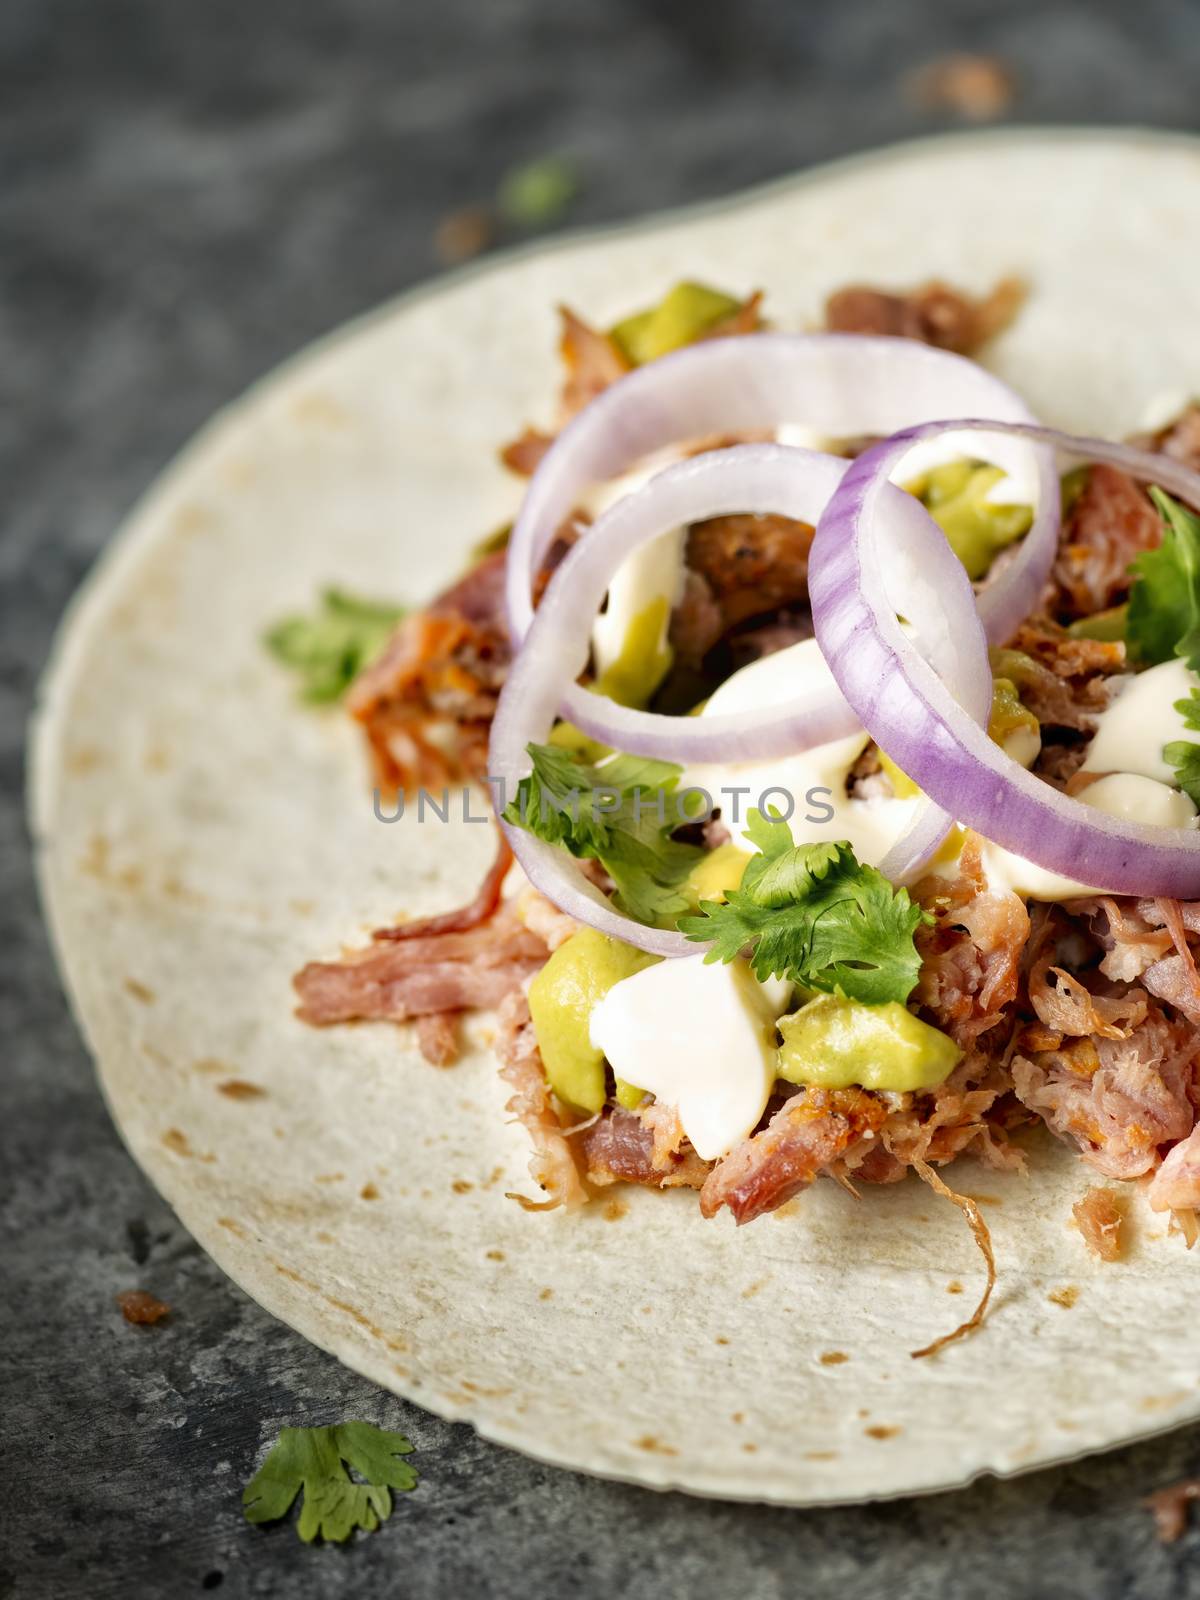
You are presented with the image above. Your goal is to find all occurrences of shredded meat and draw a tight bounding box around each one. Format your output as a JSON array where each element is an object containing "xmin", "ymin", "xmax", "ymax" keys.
[
  {"xmin": 823, "ymin": 276, "xmax": 1025, "ymax": 354},
  {"xmin": 1076, "ymin": 897, "xmax": 1174, "ymax": 983},
  {"xmin": 1012, "ymin": 1005, "xmax": 1198, "ymax": 1179},
  {"xmin": 499, "ymin": 295, "xmax": 765, "ymax": 473},
  {"xmin": 373, "ymin": 828, "xmax": 512, "ymax": 942},
  {"xmin": 348, "ymin": 551, "xmax": 510, "ymax": 793},
  {"xmin": 414, "ymin": 1012, "xmax": 460, "ymax": 1067},
  {"xmin": 293, "ymin": 906, "xmax": 547, "ymax": 1030},
  {"xmin": 1072, "ymin": 1185, "xmax": 1126, "ymax": 1261},
  {"xmin": 1027, "ymin": 947, "xmax": 1147, "ymax": 1039},
  {"xmin": 495, "ymin": 991, "xmax": 589, "ymax": 1209},
  {"xmin": 700, "ymin": 1088, "xmax": 887, "ymax": 1224},
  {"xmin": 671, "ymin": 514, "xmax": 815, "ymax": 668},
  {"xmin": 558, "ymin": 306, "xmax": 631, "ymax": 419},
  {"xmin": 1148, "ymin": 1124, "xmax": 1200, "ymax": 1215},
  {"xmin": 514, "ymin": 886, "xmax": 579, "ymax": 952},
  {"xmin": 1131, "ymin": 401, "xmax": 1200, "ymax": 471},
  {"xmin": 1001, "ymin": 619, "xmax": 1125, "ymax": 732},
  {"xmin": 1146, "ymin": 1478, "xmax": 1200, "ymax": 1543},
  {"xmin": 1050, "ymin": 464, "xmax": 1163, "ymax": 621},
  {"xmin": 579, "ymin": 1106, "xmax": 709, "ymax": 1191},
  {"xmin": 912, "ymin": 839, "xmax": 1030, "ymax": 1046},
  {"xmin": 873, "ymin": 1054, "xmax": 1026, "ymax": 1177}
]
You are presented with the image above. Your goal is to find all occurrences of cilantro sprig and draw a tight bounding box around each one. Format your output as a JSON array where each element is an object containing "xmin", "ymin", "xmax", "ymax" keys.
[
  {"xmin": 1126, "ymin": 489, "xmax": 1200, "ymax": 670},
  {"xmin": 503, "ymin": 743, "xmax": 702, "ymax": 925},
  {"xmin": 243, "ymin": 1422, "xmax": 417, "ymax": 1543},
  {"xmin": 1126, "ymin": 489, "xmax": 1200, "ymax": 797},
  {"xmin": 1166, "ymin": 687, "xmax": 1200, "ymax": 805},
  {"xmin": 679, "ymin": 809, "xmax": 929, "ymax": 1005},
  {"xmin": 265, "ymin": 589, "xmax": 406, "ymax": 703}
]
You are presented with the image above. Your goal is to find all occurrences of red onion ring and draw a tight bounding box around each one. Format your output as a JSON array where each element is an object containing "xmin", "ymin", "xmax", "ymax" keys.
[
  {"xmin": 506, "ymin": 333, "xmax": 1058, "ymax": 763},
  {"xmin": 492, "ymin": 445, "xmax": 993, "ymax": 953},
  {"xmin": 811, "ymin": 420, "xmax": 1200, "ymax": 898}
]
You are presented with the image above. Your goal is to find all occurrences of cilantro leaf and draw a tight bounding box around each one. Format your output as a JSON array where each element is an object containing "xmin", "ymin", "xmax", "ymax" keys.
[
  {"xmin": 1126, "ymin": 489, "xmax": 1200, "ymax": 670},
  {"xmin": 678, "ymin": 809, "xmax": 929, "ymax": 1005},
  {"xmin": 265, "ymin": 589, "xmax": 406, "ymax": 703},
  {"xmin": 243, "ymin": 1422, "xmax": 417, "ymax": 1543},
  {"xmin": 497, "ymin": 155, "xmax": 579, "ymax": 228},
  {"xmin": 503, "ymin": 743, "xmax": 702, "ymax": 925},
  {"xmin": 1165, "ymin": 688, "xmax": 1200, "ymax": 805}
]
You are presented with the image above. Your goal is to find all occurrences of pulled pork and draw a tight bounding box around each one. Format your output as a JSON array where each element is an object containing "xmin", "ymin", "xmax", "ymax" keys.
[
  {"xmin": 294, "ymin": 286, "xmax": 1200, "ymax": 1255},
  {"xmin": 293, "ymin": 901, "xmax": 546, "ymax": 1066},
  {"xmin": 671, "ymin": 514, "xmax": 815, "ymax": 670},
  {"xmin": 1049, "ymin": 464, "xmax": 1163, "ymax": 620},
  {"xmin": 912, "ymin": 837, "xmax": 1029, "ymax": 1046},
  {"xmin": 495, "ymin": 990, "xmax": 589, "ymax": 1210},
  {"xmin": 823, "ymin": 276, "xmax": 1026, "ymax": 354},
  {"xmin": 579, "ymin": 1105, "xmax": 709, "ymax": 1192},
  {"xmin": 348, "ymin": 551, "xmax": 509, "ymax": 794},
  {"xmin": 699, "ymin": 1088, "xmax": 887, "ymax": 1224},
  {"xmin": 1011, "ymin": 1004, "xmax": 1197, "ymax": 1180}
]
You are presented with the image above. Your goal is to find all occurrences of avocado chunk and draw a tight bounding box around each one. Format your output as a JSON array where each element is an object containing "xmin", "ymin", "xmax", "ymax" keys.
[
  {"xmin": 527, "ymin": 929, "xmax": 659, "ymax": 1114},
  {"xmin": 906, "ymin": 459, "xmax": 1033, "ymax": 581},
  {"xmin": 683, "ymin": 841, "xmax": 752, "ymax": 907},
  {"xmin": 988, "ymin": 675, "xmax": 1040, "ymax": 767},
  {"xmin": 610, "ymin": 281, "xmax": 744, "ymax": 367},
  {"xmin": 593, "ymin": 595, "xmax": 674, "ymax": 709},
  {"xmin": 1067, "ymin": 603, "xmax": 1128, "ymax": 643},
  {"xmin": 777, "ymin": 993, "xmax": 962, "ymax": 1093}
]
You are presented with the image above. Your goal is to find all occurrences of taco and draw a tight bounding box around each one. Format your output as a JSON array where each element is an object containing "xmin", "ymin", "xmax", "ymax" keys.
[{"xmin": 32, "ymin": 131, "xmax": 1200, "ymax": 1505}]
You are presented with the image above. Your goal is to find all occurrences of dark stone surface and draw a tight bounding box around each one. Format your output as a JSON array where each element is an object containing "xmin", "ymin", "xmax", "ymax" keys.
[{"xmin": 5, "ymin": 1, "xmax": 1200, "ymax": 1595}]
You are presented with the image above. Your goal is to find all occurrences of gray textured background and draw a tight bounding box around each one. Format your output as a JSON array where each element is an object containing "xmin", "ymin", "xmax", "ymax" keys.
[{"xmin": 5, "ymin": 2, "xmax": 1200, "ymax": 1596}]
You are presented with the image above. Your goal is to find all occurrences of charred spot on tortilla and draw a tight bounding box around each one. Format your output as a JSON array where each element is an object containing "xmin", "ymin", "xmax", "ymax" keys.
[{"xmin": 216, "ymin": 1079, "xmax": 267, "ymax": 1101}]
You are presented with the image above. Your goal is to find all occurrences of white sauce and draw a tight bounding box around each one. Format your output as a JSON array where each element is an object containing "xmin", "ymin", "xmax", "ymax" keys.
[
  {"xmin": 680, "ymin": 638, "xmax": 922, "ymax": 866},
  {"xmin": 978, "ymin": 660, "xmax": 1200, "ymax": 898},
  {"xmin": 584, "ymin": 446, "xmax": 691, "ymax": 682},
  {"xmin": 980, "ymin": 773, "xmax": 1198, "ymax": 900},
  {"xmin": 1080, "ymin": 658, "xmax": 1198, "ymax": 786},
  {"xmin": 589, "ymin": 956, "xmax": 792, "ymax": 1160}
]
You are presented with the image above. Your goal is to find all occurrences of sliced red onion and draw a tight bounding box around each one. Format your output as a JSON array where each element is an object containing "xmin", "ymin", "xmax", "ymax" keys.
[
  {"xmin": 811, "ymin": 420, "xmax": 1200, "ymax": 897},
  {"xmin": 492, "ymin": 445, "xmax": 993, "ymax": 953},
  {"xmin": 506, "ymin": 333, "xmax": 1058, "ymax": 763}
]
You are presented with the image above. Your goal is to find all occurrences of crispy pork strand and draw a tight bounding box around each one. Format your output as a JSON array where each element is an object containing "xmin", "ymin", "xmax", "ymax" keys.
[
  {"xmin": 372, "ymin": 829, "xmax": 513, "ymax": 943},
  {"xmin": 908, "ymin": 1160, "xmax": 996, "ymax": 1359},
  {"xmin": 698, "ymin": 1087, "xmax": 887, "ymax": 1224},
  {"xmin": 293, "ymin": 906, "xmax": 547, "ymax": 1068}
]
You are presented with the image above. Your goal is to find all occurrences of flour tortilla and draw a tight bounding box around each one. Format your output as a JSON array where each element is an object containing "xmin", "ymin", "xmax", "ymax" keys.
[{"xmin": 31, "ymin": 130, "xmax": 1200, "ymax": 1505}]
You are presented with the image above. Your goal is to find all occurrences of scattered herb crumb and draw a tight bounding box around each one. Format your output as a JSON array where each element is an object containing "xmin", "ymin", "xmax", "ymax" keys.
[
  {"xmin": 498, "ymin": 155, "xmax": 579, "ymax": 229},
  {"xmin": 265, "ymin": 589, "xmax": 406, "ymax": 704},
  {"xmin": 1146, "ymin": 1477, "xmax": 1200, "ymax": 1542},
  {"xmin": 117, "ymin": 1289, "xmax": 170, "ymax": 1325},
  {"xmin": 907, "ymin": 53, "xmax": 1015, "ymax": 121},
  {"xmin": 243, "ymin": 1422, "xmax": 418, "ymax": 1543},
  {"xmin": 435, "ymin": 206, "xmax": 495, "ymax": 265}
]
